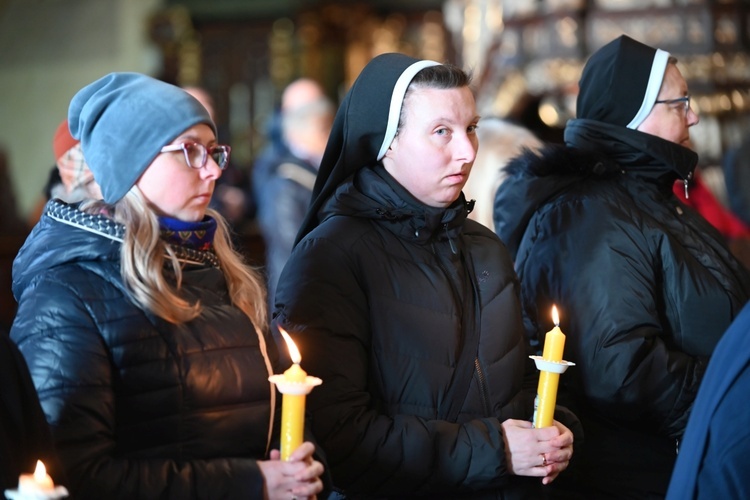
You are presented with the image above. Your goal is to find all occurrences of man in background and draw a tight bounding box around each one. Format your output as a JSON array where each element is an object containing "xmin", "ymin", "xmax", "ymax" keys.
[{"xmin": 255, "ymin": 79, "xmax": 334, "ymax": 304}]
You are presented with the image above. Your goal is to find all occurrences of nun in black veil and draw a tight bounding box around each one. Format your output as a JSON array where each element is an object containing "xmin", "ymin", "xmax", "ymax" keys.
[
  {"xmin": 273, "ymin": 53, "xmax": 577, "ymax": 498},
  {"xmin": 494, "ymin": 35, "xmax": 750, "ymax": 498}
]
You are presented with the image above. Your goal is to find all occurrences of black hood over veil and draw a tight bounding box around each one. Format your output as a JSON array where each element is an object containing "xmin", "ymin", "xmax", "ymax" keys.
[{"xmin": 294, "ymin": 53, "xmax": 439, "ymax": 245}]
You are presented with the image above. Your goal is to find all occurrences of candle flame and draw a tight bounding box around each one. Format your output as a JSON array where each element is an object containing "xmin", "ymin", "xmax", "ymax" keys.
[
  {"xmin": 279, "ymin": 327, "xmax": 301, "ymax": 364},
  {"xmin": 34, "ymin": 460, "xmax": 47, "ymax": 481},
  {"xmin": 551, "ymin": 305, "xmax": 560, "ymax": 326}
]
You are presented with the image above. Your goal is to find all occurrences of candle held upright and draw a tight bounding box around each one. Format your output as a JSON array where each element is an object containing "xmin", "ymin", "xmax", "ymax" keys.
[
  {"xmin": 531, "ymin": 305, "xmax": 575, "ymax": 428},
  {"xmin": 268, "ymin": 328, "xmax": 322, "ymax": 461}
]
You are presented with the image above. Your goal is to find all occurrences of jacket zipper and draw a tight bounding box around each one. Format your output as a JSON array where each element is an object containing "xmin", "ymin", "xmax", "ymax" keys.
[
  {"xmin": 475, "ymin": 357, "xmax": 491, "ymax": 415},
  {"xmin": 444, "ymin": 223, "xmax": 457, "ymax": 254}
]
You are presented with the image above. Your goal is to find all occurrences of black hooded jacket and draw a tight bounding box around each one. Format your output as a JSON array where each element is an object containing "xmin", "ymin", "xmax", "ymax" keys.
[
  {"xmin": 275, "ymin": 164, "xmax": 547, "ymax": 498},
  {"xmin": 275, "ymin": 52, "xmax": 582, "ymax": 499},
  {"xmin": 494, "ymin": 118, "xmax": 750, "ymax": 497}
]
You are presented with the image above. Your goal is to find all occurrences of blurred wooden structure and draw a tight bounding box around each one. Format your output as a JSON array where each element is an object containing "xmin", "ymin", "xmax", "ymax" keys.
[
  {"xmin": 149, "ymin": 0, "xmax": 450, "ymax": 264},
  {"xmin": 141, "ymin": 0, "xmax": 750, "ymax": 265},
  {"xmin": 153, "ymin": 0, "xmax": 449, "ymax": 170},
  {"xmin": 445, "ymin": 0, "xmax": 750, "ymax": 162}
]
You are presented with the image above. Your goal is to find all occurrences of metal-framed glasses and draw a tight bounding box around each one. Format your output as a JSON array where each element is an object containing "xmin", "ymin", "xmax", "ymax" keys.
[
  {"xmin": 160, "ymin": 142, "xmax": 231, "ymax": 170},
  {"xmin": 654, "ymin": 95, "xmax": 691, "ymax": 116}
]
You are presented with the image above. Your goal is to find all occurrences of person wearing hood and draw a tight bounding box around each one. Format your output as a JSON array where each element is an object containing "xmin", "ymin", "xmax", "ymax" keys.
[
  {"xmin": 494, "ymin": 35, "xmax": 750, "ymax": 498},
  {"xmin": 10, "ymin": 73, "xmax": 325, "ymax": 499},
  {"xmin": 273, "ymin": 53, "xmax": 577, "ymax": 498}
]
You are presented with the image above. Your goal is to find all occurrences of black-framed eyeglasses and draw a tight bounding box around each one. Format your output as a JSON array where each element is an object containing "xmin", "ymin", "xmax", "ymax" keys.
[
  {"xmin": 654, "ymin": 95, "xmax": 691, "ymax": 116},
  {"xmin": 160, "ymin": 142, "xmax": 231, "ymax": 170}
]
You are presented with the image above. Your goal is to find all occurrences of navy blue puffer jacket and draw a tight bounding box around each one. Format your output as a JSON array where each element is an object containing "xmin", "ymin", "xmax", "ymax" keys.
[{"xmin": 11, "ymin": 200, "xmax": 278, "ymax": 499}]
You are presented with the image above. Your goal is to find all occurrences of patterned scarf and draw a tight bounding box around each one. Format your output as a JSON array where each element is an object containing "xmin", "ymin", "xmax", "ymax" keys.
[
  {"xmin": 158, "ymin": 215, "xmax": 217, "ymax": 252},
  {"xmin": 56, "ymin": 143, "xmax": 99, "ymax": 197}
]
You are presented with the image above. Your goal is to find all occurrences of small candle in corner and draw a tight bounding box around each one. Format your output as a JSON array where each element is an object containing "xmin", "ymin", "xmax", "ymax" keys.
[
  {"xmin": 20, "ymin": 461, "xmax": 54, "ymax": 492},
  {"xmin": 5, "ymin": 459, "xmax": 69, "ymax": 499}
]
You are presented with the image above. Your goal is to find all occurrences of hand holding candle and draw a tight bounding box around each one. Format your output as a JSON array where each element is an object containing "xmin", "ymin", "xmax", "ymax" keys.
[
  {"xmin": 4, "ymin": 460, "xmax": 69, "ymax": 500},
  {"xmin": 268, "ymin": 328, "xmax": 322, "ymax": 461},
  {"xmin": 531, "ymin": 305, "xmax": 575, "ymax": 428}
]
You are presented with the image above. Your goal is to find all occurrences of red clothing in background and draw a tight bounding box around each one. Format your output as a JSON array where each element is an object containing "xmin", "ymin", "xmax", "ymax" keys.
[{"xmin": 674, "ymin": 171, "xmax": 750, "ymax": 240}]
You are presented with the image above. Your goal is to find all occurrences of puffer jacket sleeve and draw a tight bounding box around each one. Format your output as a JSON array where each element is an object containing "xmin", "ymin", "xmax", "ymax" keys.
[
  {"xmin": 515, "ymin": 198, "xmax": 704, "ymax": 440},
  {"xmin": 274, "ymin": 235, "xmax": 512, "ymax": 496},
  {"xmin": 11, "ymin": 275, "xmax": 266, "ymax": 500}
]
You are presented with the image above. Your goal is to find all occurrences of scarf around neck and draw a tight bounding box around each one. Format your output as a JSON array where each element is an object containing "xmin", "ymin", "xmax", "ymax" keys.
[{"xmin": 158, "ymin": 215, "xmax": 217, "ymax": 252}]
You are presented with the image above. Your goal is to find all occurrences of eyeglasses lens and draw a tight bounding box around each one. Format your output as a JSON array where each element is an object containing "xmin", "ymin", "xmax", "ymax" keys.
[
  {"xmin": 210, "ymin": 146, "xmax": 229, "ymax": 169},
  {"xmin": 182, "ymin": 143, "xmax": 204, "ymax": 169}
]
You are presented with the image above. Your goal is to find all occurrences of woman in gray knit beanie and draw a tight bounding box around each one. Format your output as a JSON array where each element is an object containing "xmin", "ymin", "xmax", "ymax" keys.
[{"xmin": 10, "ymin": 72, "xmax": 326, "ymax": 499}]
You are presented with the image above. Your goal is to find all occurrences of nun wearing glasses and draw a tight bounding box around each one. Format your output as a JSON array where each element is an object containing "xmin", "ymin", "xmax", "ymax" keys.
[
  {"xmin": 10, "ymin": 73, "xmax": 325, "ymax": 500},
  {"xmin": 494, "ymin": 35, "xmax": 750, "ymax": 498}
]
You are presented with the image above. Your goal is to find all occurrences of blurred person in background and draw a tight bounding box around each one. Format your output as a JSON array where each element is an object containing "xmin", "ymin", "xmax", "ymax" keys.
[
  {"xmin": 50, "ymin": 119, "xmax": 102, "ymax": 202},
  {"xmin": 27, "ymin": 119, "xmax": 102, "ymax": 226},
  {"xmin": 252, "ymin": 79, "xmax": 327, "ymax": 222},
  {"xmin": 722, "ymin": 134, "xmax": 750, "ymax": 228},
  {"xmin": 0, "ymin": 146, "xmax": 26, "ymax": 234},
  {"xmin": 184, "ymin": 84, "xmax": 253, "ymax": 229},
  {"xmin": 0, "ymin": 146, "xmax": 27, "ymax": 331},
  {"xmin": 257, "ymin": 79, "xmax": 335, "ymax": 305},
  {"xmin": 462, "ymin": 117, "xmax": 542, "ymax": 229}
]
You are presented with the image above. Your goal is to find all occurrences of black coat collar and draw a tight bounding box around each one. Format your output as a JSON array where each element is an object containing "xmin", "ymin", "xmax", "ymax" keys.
[
  {"xmin": 564, "ymin": 118, "xmax": 698, "ymax": 182},
  {"xmin": 319, "ymin": 165, "xmax": 470, "ymax": 246}
]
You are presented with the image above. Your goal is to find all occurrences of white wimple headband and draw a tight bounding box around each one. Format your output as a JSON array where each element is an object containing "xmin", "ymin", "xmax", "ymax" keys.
[
  {"xmin": 627, "ymin": 48, "xmax": 670, "ymax": 130},
  {"xmin": 376, "ymin": 59, "xmax": 441, "ymax": 160}
]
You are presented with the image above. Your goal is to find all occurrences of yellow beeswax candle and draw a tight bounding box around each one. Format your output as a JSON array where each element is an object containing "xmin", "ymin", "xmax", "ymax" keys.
[
  {"xmin": 270, "ymin": 329, "xmax": 322, "ymax": 461},
  {"xmin": 534, "ymin": 306, "xmax": 566, "ymax": 428},
  {"xmin": 280, "ymin": 362, "xmax": 307, "ymax": 461},
  {"xmin": 276, "ymin": 328, "xmax": 310, "ymax": 462}
]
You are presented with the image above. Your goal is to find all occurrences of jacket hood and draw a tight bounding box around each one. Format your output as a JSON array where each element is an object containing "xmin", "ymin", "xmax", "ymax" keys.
[
  {"xmin": 318, "ymin": 165, "xmax": 471, "ymax": 246},
  {"xmin": 12, "ymin": 200, "xmax": 123, "ymax": 299},
  {"xmin": 564, "ymin": 118, "xmax": 698, "ymax": 181},
  {"xmin": 494, "ymin": 119, "xmax": 699, "ymax": 259},
  {"xmin": 494, "ymin": 145, "xmax": 612, "ymax": 258}
]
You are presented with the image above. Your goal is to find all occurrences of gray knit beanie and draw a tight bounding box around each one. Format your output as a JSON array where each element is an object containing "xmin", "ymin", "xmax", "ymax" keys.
[{"xmin": 68, "ymin": 72, "xmax": 216, "ymax": 203}]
